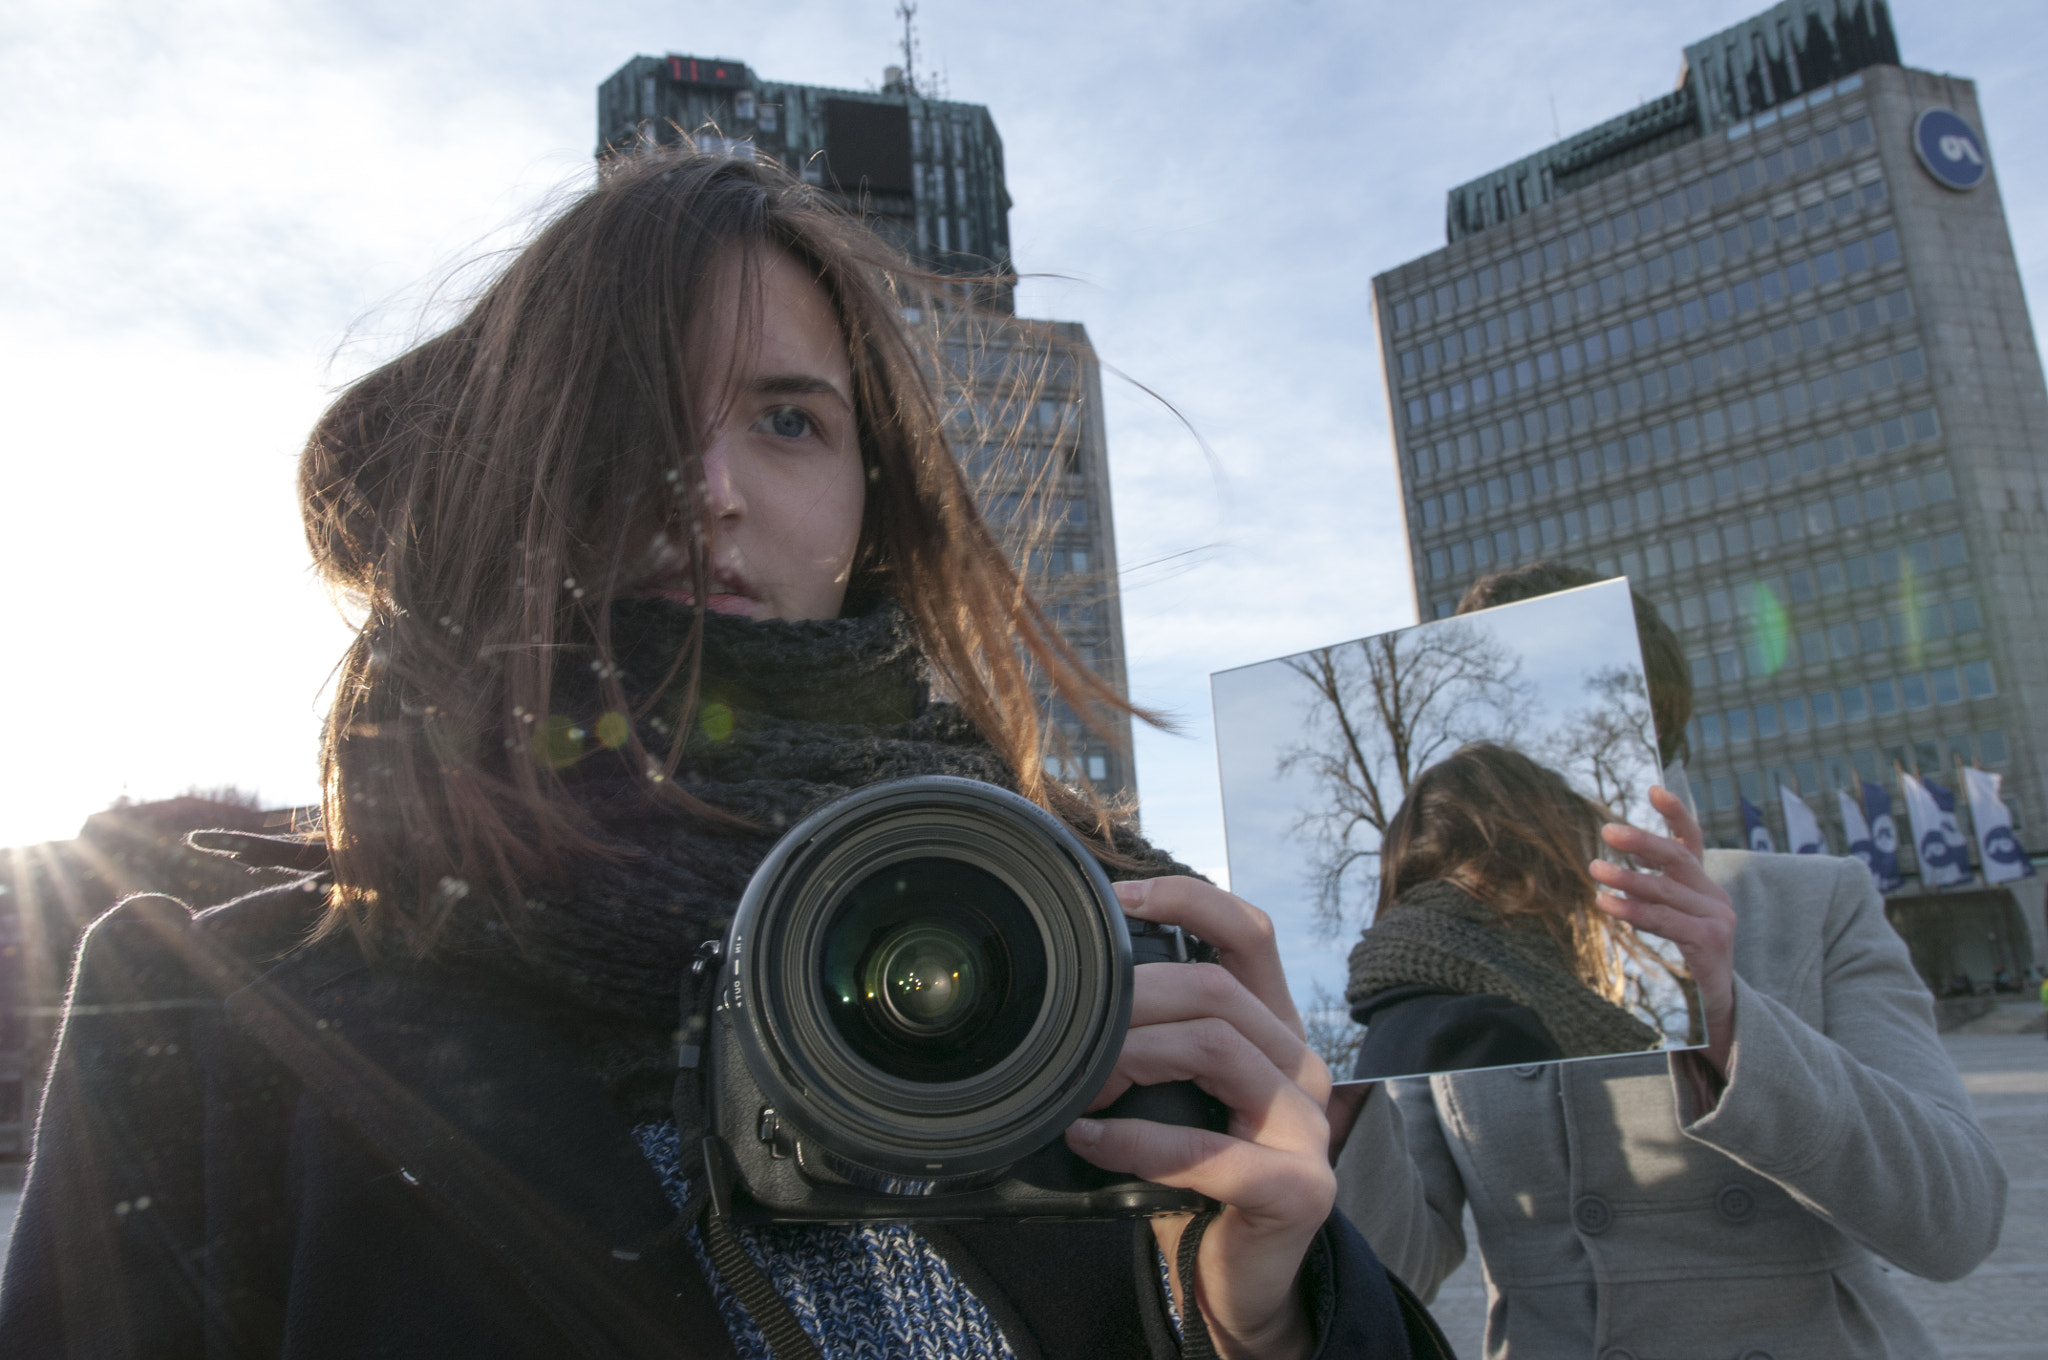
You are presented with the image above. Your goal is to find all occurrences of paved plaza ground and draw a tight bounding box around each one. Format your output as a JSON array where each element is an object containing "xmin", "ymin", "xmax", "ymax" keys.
[{"xmin": 0, "ymin": 1005, "xmax": 2039, "ymax": 1355}]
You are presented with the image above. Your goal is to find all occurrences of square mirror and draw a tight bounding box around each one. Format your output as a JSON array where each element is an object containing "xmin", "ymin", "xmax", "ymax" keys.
[{"xmin": 1211, "ymin": 578, "xmax": 1705, "ymax": 1084}]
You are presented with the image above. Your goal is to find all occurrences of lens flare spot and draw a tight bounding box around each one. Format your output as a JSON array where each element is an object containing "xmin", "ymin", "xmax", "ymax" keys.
[
  {"xmin": 1897, "ymin": 559, "xmax": 1926, "ymax": 666},
  {"xmin": 1745, "ymin": 579, "xmax": 1790, "ymax": 675},
  {"xmin": 538, "ymin": 714, "xmax": 585, "ymax": 769},
  {"xmin": 595, "ymin": 711, "xmax": 631, "ymax": 749},
  {"xmin": 699, "ymin": 702, "xmax": 735, "ymax": 743}
]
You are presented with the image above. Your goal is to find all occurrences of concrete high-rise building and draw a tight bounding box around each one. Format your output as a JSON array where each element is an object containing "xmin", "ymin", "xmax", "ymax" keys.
[
  {"xmin": 1374, "ymin": 1, "xmax": 2047, "ymax": 982},
  {"xmin": 595, "ymin": 54, "xmax": 1136, "ymax": 802}
]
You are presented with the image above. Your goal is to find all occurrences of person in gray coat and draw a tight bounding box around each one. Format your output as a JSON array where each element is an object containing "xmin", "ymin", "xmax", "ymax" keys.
[{"xmin": 1332, "ymin": 563, "xmax": 2007, "ymax": 1359}]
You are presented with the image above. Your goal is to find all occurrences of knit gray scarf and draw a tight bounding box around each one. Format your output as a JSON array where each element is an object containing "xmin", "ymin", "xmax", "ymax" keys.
[{"xmin": 1345, "ymin": 880, "xmax": 1661, "ymax": 1060}]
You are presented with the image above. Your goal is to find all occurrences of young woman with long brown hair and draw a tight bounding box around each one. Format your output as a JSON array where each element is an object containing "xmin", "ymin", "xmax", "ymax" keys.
[
  {"xmin": 1345, "ymin": 742, "xmax": 1671, "ymax": 1079},
  {"xmin": 0, "ymin": 149, "xmax": 1424, "ymax": 1359}
]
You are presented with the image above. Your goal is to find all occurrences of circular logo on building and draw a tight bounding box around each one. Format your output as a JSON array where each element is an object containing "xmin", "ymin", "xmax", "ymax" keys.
[{"xmin": 1913, "ymin": 109, "xmax": 1988, "ymax": 191}]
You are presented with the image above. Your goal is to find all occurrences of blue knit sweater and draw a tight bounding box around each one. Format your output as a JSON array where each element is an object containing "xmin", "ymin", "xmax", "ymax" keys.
[{"xmin": 635, "ymin": 1121, "xmax": 1019, "ymax": 1359}]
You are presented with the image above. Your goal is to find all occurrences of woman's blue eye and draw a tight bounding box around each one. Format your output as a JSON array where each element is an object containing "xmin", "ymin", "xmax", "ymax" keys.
[{"xmin": 767, "ymin": 406, "xmax": 812, "ymax": 438}]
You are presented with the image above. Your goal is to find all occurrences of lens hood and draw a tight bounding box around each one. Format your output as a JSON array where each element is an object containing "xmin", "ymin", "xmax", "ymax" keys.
[{"xmin": 721, "ymin": 776, "xmax": 1131, "ymax": 1187}]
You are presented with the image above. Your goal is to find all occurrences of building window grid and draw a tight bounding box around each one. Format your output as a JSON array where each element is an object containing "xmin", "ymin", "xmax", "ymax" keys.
[
  {"xmin": 1389, "ymin": 106, "xmax": 1877, "ymax": 336},
  {"xmin": 1400, "ymin": 218, "xmax": 1903, "ymax": 434},
  {"xmin": 1410, "ymin": 392, "xmax": 1942, "ymax": 569}
]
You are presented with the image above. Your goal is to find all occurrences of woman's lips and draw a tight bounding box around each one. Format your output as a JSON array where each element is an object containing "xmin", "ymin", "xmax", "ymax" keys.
[{"xmin": 642, "ymin": 588, "xmax": 758, "ymax": 616}]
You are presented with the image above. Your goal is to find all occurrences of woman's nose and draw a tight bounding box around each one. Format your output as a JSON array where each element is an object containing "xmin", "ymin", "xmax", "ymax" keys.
[{"xmin": 699, "ymin": 436, "xmax": 744, "ymax": 521}]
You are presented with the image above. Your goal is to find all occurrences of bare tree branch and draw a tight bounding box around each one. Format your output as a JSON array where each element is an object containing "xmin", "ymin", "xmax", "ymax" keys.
[{"xmin": 1278, "ymin": 621, "xmax": 1534, "ymax": 938}]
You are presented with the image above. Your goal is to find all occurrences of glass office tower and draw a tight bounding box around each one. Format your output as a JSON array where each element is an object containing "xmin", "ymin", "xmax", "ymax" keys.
[{"xmin": 1375, "ymin": 1, "xmax": 2045, "ymax": 981}]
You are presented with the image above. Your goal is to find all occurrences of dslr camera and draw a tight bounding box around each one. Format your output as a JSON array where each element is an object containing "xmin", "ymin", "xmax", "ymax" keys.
[{"xmin": 699, "ymin": 775, "xmax": 1226, "ymax": 1224}]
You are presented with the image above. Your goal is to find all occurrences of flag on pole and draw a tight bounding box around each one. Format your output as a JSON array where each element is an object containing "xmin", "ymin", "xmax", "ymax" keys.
[
  {"xmin": 1779, "ymin": 786, "xmax": 1827, "ymax": 854},
  {"xmin": 1839, "ymin": 788, "xmax": 1878, "ymax": 880},
  {"xmin": 1740, "ymin": 796, "xmax": 1775, "ymax": 853},
  {"xmin": 1926, "ymin": 775, "xmax": 1976, "ymax": 886},
  {"xmin": 1962, "ymin": 766, "xmax": 2035, "ymax": 884},
  {"xmin": 1860, "ymin": 781, "xmax": 1904, "ymax": 892},
  {"xmin": 1901, "ymin": 771, "xmax": 1973, "ymax": 888}
]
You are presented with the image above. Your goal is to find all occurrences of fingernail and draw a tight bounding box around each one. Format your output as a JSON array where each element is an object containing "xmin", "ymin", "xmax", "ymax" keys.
[
  {"xmin": 1113, "ymin": 880, "xmax": 1149, "ymax": 911},
  {"xmin": 1066, "ymin": 1118, "xmax": 1104, "ymax": 1146}
]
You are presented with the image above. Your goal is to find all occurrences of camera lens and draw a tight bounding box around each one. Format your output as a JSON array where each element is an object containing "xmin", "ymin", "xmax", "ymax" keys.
[
  {"xmin": 821, "ymin": 857, "xmax": 1048, "ymax": 1083},
  {"xmin": 724, "ymin": 776, "xmax": 1133, "ymax": 1184}
]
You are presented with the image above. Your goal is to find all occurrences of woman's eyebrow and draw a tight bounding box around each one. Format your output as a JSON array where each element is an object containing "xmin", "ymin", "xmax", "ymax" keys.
[{"xmin": 751, "ymin": 373, "xmax": 850, "ymax": 405}]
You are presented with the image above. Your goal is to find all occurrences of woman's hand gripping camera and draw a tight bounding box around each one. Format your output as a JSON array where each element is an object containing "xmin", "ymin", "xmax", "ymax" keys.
[{"xmin": 1065, "ymin": 876, "xmax": 1334, "ymax": 1360}]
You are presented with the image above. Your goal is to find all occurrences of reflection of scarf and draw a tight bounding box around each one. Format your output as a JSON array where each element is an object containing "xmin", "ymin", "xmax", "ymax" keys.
[
  {"xmin": 1345, "ymin": 880, "xmax": 1660, "ymax": 1059},
  {"xmin": 447, "ymin": 599, "xmax": 1189, "ymax": 1026}
]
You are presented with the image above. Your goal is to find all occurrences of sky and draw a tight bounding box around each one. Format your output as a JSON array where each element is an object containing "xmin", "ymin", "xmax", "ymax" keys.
[
  {"xmin": 1210, "ymin": 579, "xmax": 1657, "ymax": 1011},
  {"xmin": 3, "ymin": 0, "xmax": 2044, "ymax": 901}
]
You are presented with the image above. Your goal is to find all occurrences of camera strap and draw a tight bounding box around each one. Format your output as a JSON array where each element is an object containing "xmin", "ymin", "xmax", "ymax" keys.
[{"xmin": 1171, "ymin": 1207, "xmax": 1224, "ymax": 1360}]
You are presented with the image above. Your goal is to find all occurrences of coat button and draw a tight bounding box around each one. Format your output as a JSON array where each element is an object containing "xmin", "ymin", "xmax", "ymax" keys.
[
  {"xmin": 1514, "ymin": 1064, "xmax": 1543, "ymax": 1077},
  {"xmin": 1573, "ymin": 1194, "xmax": 1613, "ymax": 1235},
  {"xmin": 1597, "ymin": 1348, "xmax": 1638, "ymax": 1360},
  {"xmin": 1738, "ymin": 1351, "xmax": 1775, "ymax": 1360},
  {"xmin": 1716, "ymin": 1183, "xmax": 1757, "ymax": 1223}
]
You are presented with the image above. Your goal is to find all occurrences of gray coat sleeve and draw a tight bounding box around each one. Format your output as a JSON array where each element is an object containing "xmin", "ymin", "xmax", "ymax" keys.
[
  {"xmin": 1677, "ymin": 857, "xmax": 2007, "ymax": 1281},
  {"xmin": 1333, "ymin": 1077, "xmax": 1469, "ymax": 1302}
]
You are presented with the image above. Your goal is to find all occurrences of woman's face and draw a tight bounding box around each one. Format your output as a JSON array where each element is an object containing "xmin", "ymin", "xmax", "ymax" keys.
[{"xmin": 637, "ymin": 249, "xmax": 866, "ymax": 622}]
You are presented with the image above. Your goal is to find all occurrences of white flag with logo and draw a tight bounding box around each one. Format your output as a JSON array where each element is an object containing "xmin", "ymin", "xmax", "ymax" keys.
[
  {"xmin": 1839, "ymin": 788, "xmax": 1876, "ymax": 878},
  {"xmin": 1901, "ymin": 772, "xmax": 1972, "ymax": 888},
  {"xmin": 1963, "ymin": 766, "xmax": 2036, "ymax": 885},
  {"xmin": 1779, "ymin": 787, "xmax": 1827, "ymax": 855}
]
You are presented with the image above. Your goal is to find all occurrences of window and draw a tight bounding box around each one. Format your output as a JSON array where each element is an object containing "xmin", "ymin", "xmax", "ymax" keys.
[
  {"xmin": 1783, "ymin": 696, "xmax": 1809, "ymax": 732},
  {"xmin": 1812, "ymin": 691, "xmax": 1839, "ymax": 726},
  {"xmin": 1700, "ymin": 713, "xmax": 1725, "ymax": 748},
  {"xmin": 1979, "ymin": 730, "xmax": 2010, "ymax": 765},
  {"xmin": 1754, "ymin": 703, "xmax": 1780, "ymax": 738},
  {"xmin": 1726, "ymin": 708, "xmax": 1752, "ymax": 742},
  {"xmin": 1950, "ymin": 597, "xmax": 1982, "ymax": 633},
  {"xmin": 1900, "ymin": 674, "xmax": 1930, "ymax": 710},
  {"xmin": 1869, "ymin": 678, "xmax": 1898, "ymax": 716},
  {"xmin": 1929, "ymin": 666, "xmax": 1961, "ymax": 705},
  {"xmin": 1829, "ymin": 623, "xmax": 1857, "ymax": 659},
  {"xmin": 1833, "ymin": 682, "xmax": 1869, "ymax": 723},
  {"xmin": 1964, "ymin": 661, "xmax": 1997, "ymax": 699}
]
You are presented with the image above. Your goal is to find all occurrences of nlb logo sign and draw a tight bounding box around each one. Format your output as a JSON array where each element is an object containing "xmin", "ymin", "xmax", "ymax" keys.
[{"xmin": 1913, "ymin": 109, "xmax": 1988, "ymax": 191}]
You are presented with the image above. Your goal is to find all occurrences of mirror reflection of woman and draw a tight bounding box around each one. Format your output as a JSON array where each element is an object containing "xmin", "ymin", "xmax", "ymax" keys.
[
  {"xmin": 1346, "ymin": 743, "xmax": 1677, "ymax": 1080},
  {"xmin": 0, "ymin": 151, "xmax": 1424, "ymax": 1359}
]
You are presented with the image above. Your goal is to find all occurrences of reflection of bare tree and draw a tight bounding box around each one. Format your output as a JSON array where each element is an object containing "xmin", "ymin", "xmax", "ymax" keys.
[
  {"xmin": 1302, "ymin": 981, "xmax": 1364, "ymax": 1073},
  {"xmin": 1279, "ymin": 622, "xmax": 1533, "ymax": 937},
  {"xmin": 1536, "ymin": 666, "xmax": 1659, "ymax": 831}
]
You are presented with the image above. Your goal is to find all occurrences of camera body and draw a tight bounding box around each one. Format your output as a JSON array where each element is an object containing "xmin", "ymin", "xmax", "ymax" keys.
[{"xmin": 703, "ymin": 776, "xmax": 1227, "ymax": 1225}]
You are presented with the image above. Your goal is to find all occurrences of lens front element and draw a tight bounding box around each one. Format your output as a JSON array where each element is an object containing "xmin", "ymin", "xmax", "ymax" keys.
[
  {"xmin": 871, "ymin": 925, "xmax": 974, "ymax": 1031},
  {"xmin": 822, "ymin": 857, "xmax": 1047, "ymax": 1084}
]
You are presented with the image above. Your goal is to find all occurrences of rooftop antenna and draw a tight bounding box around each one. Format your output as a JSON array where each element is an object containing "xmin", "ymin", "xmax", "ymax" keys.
[{"xmin": 895, "ymin": 1, "xmax": 920, "ymax": 95}]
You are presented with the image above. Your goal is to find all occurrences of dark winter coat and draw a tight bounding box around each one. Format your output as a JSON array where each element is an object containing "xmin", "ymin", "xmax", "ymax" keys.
[{"xmin": 0, "ymin": 880, "xmax": 1429, "ymax": 1359}]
